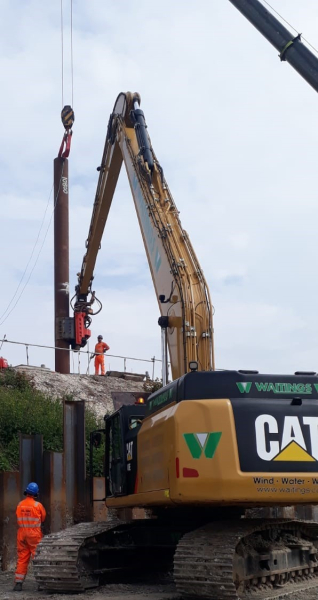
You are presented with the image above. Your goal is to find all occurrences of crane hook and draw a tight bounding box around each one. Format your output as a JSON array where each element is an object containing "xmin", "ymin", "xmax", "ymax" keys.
[
  {"xmin": 61, "ymin": 105, "xmax": 75, "ymax": 130},
  {"xmin": 58, "ymin": 105, "xmax": 75, "ymax": 158}
]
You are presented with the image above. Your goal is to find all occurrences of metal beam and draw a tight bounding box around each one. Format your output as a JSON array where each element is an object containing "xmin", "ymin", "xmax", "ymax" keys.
[{"xmin": 54, "ymin": 157, "xmax": 70, "ymax": 374}]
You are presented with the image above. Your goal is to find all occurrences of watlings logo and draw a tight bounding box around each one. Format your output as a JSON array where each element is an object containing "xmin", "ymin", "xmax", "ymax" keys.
[{"xmin": 236, "ymin": 381, "xmax": 316, "ymax": 395}]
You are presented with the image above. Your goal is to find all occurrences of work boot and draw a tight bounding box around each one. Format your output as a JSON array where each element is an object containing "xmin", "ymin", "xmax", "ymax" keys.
[{"xmin": 13, "ymin": 582, "xmax": 23, "ymax": 591}]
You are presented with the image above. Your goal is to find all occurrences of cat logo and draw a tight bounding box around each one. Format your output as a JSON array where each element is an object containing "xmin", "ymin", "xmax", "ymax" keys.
[
  {"xmin": 126, "ymin": 441, "xmax": 133, "ymax": 462},
  {"xmin": 255, "ymin": 415, "xmax": 318, "ymax": 462}
]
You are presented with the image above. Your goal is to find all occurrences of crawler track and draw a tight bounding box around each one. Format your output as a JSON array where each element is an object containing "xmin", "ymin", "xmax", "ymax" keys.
[
  {"xmin": 174, "ymin": 520, "xmax": 318, "ymax": 600},
  {"xmin": 35, "ymin": 518, "xmax": 318, "ymax": 597},
  {"xmin": 33, "ymin": 521, "xmax": 116, "ymax": 592}
]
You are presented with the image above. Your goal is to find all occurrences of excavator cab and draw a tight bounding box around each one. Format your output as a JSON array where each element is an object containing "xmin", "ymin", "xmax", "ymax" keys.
[{"xmin": 105, "ymin": 403, "xmax": 147, "ymax": 498}]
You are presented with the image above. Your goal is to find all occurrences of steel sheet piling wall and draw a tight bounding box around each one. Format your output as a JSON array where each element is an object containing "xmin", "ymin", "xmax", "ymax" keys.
[
  {"xmin": 0, "ymin": 472, "xmax": 20, "ymax": 571},
  {"xmin": 54, "ymin": 157, "xmax": 70, "ymax": 374},
  {"xmin": 63, "ymin": 400, "xmax": 87, "ymax": 524},
  {"xmin": 19, "ymin": 433, "xmax": 43, "ymax": 496},
  {"xmin": 19, "ymin": 433, "xmax": 34, "ymax": 496},
  {"xmin": 75, "ymin": 401, "xmax": 86, "ymax": 513},
  {"xmin": 64, "ymin": 400, "xmax": 76, "ymax": 524},
  {"xmin": 34, "ymin": 433, "xmax": 43, "ymax": 495},
  {"xmin": 43, "ymin": 451, "xmax": 66, "ymax": 534}
]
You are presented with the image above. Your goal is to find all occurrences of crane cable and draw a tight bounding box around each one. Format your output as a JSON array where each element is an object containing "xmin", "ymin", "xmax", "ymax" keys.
[
  {"xmin": 59, "ymin": 0, "xmax": 74, "ymax": 157},
  {"xmin": 71, "ymin": 0, "xmax": 74, "ymax": 109},
  {"xmin": 61, "ymin": 0, "xmax": 63, "ymax": 108},
  {"xmin": 61, "ymin": 0, "xmax": 74, "ymax": 109},
  {"xmin": 0, "ymin": 167, "xmax": 66, "ymax": 328},
  {"xmin": 0, "ymin": 184, "xmax": 54, "ymax": 325},
  {"xmin": 0, "ymin": 3, "xmax": 75, "ymax": 327}
]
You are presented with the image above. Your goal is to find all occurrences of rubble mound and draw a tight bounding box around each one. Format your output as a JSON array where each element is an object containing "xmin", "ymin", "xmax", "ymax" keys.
[{"xmin": 14, "ymin": 365, "xmax": 145, "ymax": 419}]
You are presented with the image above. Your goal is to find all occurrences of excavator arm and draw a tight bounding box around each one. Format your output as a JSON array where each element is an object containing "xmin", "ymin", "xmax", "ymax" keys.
[{"xmin": 70, "ymin": 92, "xmax": 215, "ymax": 379}]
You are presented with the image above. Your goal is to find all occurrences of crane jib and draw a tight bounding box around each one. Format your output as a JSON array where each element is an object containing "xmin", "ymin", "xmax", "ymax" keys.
[{"xmin": 229, "ymin": 0, "xmax": 318, "ymax": 94}]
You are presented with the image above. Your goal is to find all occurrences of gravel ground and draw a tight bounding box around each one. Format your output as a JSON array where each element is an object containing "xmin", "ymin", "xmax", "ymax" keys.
[
  {"xmin": 1, "ymin": 570, "xmax": 318, "ymax": 600},
  {"xmin": 13, "ymin": 367, "xmax": 145, "ymax": 418},
  {"xmin": 0, "ymin": 570, "xmax": 179, "ymax": 600}
]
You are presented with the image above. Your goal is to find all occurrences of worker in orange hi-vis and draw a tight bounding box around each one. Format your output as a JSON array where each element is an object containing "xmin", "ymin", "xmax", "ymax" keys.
[
  {"xmin": 93, "ymin": 334, "xmax": 110, "ymax": 376},
  {"xmin": 13, "ymin": 482, "xmax": 46, "ymax": 592}
]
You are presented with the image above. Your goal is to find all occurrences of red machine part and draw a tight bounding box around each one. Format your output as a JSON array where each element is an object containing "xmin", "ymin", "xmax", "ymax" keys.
[
  {"xmin": 75, "ymin": 312, "xmax": 91, "ymax": 347},
  {"xmin": 58, "ymin": 132, "xmax": 73, "ymax": 159},
  {"xmin": 0, "ymin": 357, "xmax": 8, "ymax": 369}
]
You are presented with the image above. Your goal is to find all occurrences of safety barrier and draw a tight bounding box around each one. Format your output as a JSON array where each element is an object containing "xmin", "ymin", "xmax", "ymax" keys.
[{"xmin": 0, "ymin": 337, "xmax": 167, "ymax": 379}]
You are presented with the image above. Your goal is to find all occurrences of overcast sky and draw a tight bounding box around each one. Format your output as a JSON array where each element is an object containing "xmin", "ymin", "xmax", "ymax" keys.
[{"xmin": 1, "ymin": 0, "xmax": 318, "ymax": 378}]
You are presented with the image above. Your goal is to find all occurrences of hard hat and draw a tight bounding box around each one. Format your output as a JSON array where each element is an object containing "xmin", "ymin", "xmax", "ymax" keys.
[
  {"xmin": 98, "ymin": 335, "xmax": 103, "ymax": 340},
  {"xmin": 24, "ymin": 482, "xmax": 39, "ymax": 497}
]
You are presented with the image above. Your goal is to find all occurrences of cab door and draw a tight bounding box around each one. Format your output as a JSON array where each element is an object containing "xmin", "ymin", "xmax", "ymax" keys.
[
  {"xmin": 105, "ymin": 411, "xmax": 126, "ymax": 496},
  {"xmin": 105, "ymin": 404, "xmax": 147, "ymax": 498}
]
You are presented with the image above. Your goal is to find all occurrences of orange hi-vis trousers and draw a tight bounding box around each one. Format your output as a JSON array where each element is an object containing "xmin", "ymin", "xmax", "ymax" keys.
[
  {"xmin": 15, "ymin": 529, "xmax": 42, "ymax": 583},
  {"xmin": 15, "ymin": 497, "xmax": 46, "ymax": 583},
  {"xmin": 95, "ymin": 354, "xmax": 105, "ymax": 375}
]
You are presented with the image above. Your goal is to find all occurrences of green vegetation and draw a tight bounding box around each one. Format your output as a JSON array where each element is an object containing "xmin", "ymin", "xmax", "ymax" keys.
[
  {"xmin": 0, "ymin": 369, "xmax": 105, "ymax": 475},
  {"xmin": 143, "ymin": 377, "xmax": 163, "ymax": 394}
]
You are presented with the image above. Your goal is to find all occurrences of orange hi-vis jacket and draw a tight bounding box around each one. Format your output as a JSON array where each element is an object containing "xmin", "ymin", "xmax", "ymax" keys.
[
  {"xmin": 16, "ymin": 496, "xmax": 46, "ymax": 535},
  {"xmin": 16, "ymin": 496, "xmax": 46, "ymax": 530},
  {"xmin": 15, "ymin": 496, "xmax": 46, "ymax": 583},
  {"xmin": 95, "ymin": 341, "xmax": 109, "ymax": 355}
]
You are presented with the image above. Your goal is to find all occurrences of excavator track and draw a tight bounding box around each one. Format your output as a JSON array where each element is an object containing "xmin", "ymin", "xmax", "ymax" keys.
[
  {"xmin": 174, "ymin": 519, "xmax": 318, "ymax": 600},
  {"xmin": 33, "ymin": 521, "xmax": 118, "ymax": 592}
]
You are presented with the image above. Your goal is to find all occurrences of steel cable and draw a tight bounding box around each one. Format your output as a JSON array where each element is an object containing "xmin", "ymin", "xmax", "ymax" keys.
[
  {"xmin": 61, "ymin": 0, "xmax": 64, "ymax": 107},
  {"xmin": 0, "ymin": 165, "xmax": 65, "ymax": 327},
  {"xmin": 71, "ymin": 0, "xmax": 74, "ymax": 108},
  {"xmin": 0, "ymin": 184, "xmax": 53, "ymax": 324},
  {"xmin": 0, "ymin": 1, "xmax": 74, "ymax": 327}
]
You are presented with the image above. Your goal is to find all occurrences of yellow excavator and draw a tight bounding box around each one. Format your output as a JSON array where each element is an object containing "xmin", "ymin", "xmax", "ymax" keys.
[
  {"xmin": 33, "ymin": 89, "xmax": 318, "ymax": 600},
  {"xmin": 33, "ymin": 7, "xmax": 318, "ymax": 593}
]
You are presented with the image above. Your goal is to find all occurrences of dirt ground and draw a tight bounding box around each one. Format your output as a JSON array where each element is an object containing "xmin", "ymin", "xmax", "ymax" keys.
[{"xmin": 1, "ymin": 570, "xmax": 318, "ymax": 600}]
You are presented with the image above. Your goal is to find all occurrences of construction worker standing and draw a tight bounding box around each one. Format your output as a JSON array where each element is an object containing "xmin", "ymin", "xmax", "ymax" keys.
[
  {"xmin": 14, "ymin": 482, "xmax": 46, "ymax": 592},
  {"xmin": 93, "ymin": 335, "xmax": 110, "ymax": 376}
]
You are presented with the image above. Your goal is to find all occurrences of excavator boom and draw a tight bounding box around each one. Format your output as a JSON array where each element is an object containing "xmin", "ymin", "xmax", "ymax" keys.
[{"xmin": 71, "ymin": 92, "xmax": 214, "ymax": 379}]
